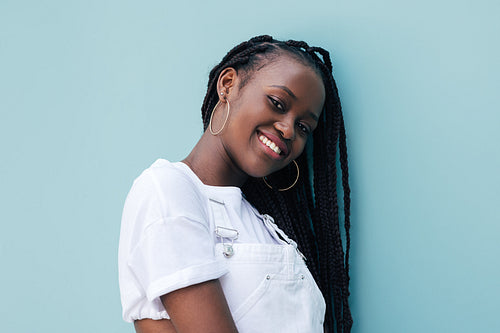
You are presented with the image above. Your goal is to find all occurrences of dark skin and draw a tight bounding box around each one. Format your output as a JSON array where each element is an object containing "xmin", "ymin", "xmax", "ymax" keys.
[
  {"xmin": 134, "ymin": 280, "xmax": 235, "ymax": 333},
  {"xmin": 134, "ymin": 56, "xmax": 325, "ymax": 333}
]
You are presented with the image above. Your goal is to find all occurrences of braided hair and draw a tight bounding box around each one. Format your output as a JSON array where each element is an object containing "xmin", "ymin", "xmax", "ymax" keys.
[{"xmin": 201, "ymin": 35, "xmax": 352, "ymax": 333}]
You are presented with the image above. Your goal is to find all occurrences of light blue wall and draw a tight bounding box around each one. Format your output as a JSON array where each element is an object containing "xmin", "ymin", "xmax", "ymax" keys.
[{"xmin": 1, "ymin": 1, "xmax": 498, "ymax": 332}]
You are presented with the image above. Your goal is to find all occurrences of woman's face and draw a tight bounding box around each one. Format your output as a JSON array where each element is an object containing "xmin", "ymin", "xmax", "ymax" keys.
[{"xmin": 217, "ymin": 56, "xmax": 325, "ymax": 178}]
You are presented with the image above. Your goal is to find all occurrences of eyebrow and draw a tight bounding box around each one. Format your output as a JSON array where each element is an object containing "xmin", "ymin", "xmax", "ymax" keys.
[
  {"xmin": 269, "ymin": 85, "xmax": 297, "ymax": 99},
  {"xmin": 308, "ymin": 111, "xmax": 319, "ymax": 122},
  {"xmin": 268, "ymin": 85, "xmax": 320, "ymax": 122}
]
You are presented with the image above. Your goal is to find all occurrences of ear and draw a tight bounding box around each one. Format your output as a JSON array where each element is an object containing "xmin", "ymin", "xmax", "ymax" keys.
[{"xmin": 217, "ymin": 67, "xmax": 238, "ymax": 102}]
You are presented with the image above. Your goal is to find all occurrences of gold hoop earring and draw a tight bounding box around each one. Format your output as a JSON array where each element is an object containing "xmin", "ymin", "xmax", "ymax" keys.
[
  {"xmin": 209, "ymin": 100, "xmax": 230, "ymax": 135},
  {"xmin": 263, "ymin": 160, "xmax": 300, "ymax": 192}
]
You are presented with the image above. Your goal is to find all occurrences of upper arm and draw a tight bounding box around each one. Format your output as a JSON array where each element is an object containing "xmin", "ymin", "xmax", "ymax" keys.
[
  {"xmin": 160, "ymin": 279, "xmax": 238, "ymax": 333},
  {"xmin": 133, "ymin": 279, "xmax": 238, "ymax": 333}
]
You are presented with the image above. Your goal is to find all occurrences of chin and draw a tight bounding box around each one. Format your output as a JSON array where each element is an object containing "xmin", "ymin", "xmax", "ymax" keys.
[
  {"xmin": 244, "ymin": 169, "xmax": 269, "ymax": 179},
  {"xmin": 243, "ymin": 163, "xmax": 283, "ymax": 179}
]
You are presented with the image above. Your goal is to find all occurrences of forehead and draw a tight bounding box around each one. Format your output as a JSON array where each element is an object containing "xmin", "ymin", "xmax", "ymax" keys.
[{"xmin": 244, "ymin": 57, "xmax": 326, "ymax": 113}]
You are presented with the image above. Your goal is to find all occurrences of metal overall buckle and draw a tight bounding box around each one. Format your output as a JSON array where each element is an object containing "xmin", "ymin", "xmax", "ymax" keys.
[{"xmin": 215, "ymin": 226, "xmax": 239, "ymax": 258}]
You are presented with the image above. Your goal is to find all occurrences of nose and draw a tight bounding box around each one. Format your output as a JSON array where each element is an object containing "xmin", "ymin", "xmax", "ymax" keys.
[{"xmin": 274, "ymin": 120, "xmax": 295, "ymax": 140}]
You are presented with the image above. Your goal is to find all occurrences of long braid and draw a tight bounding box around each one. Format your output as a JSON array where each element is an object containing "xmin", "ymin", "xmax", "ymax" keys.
[
  {"xmin": 307, "ymin": 44, "xmax": 346, "ymax": 331},
  {"xmin": 314, "ymin": 45, "xmax": 353, "ymax": 331},
  {"xmin": 315, "ymin": 101, "xmax": 342, "ymax": 332},
  {"xmin": 339, "ymin": 113, "xmax": 352, "ymax": 331},
  {"xmin": 316, "ymin": 43, "xmax": 352, "ymax": 330},
  {"xmin": 201, "ymin": 35, "xmax": 352, "ymax": 332}
]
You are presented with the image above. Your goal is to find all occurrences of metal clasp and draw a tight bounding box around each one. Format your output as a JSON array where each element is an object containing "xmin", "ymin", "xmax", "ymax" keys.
[{"xmin": 215, "ymin": 226, "xmax": 239, "ymax": 258}]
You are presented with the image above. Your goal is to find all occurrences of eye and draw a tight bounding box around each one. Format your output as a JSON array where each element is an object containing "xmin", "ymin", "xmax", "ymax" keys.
[
  {"xmin": 296, "ymin": 122, "xmax": 311, "ymax": 135},
  {"xmin": 268, "ymin": 96, "xmax": 285, "ymax": 112}
]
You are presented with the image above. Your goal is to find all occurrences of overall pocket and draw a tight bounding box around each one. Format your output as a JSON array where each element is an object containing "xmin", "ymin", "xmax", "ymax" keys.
[{"xmin": 233, "ymin": 273, "xmax": 323, "ymax": 333}]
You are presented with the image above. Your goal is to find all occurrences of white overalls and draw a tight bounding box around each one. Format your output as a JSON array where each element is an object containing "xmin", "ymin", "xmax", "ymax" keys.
[{"xmin": 209, "ymin": 196, "xmax": 326, "ymax": 333}]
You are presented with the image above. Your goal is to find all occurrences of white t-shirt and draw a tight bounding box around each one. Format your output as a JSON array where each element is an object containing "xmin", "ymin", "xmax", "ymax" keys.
[{"xmin": 118, "ymin": 159, "xmax": 280, "ymax": 322}]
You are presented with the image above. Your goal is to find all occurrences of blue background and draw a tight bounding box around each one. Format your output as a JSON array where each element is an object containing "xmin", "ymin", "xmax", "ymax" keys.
[{"xmin": 1, "ymin": 0, "xmax": 499, "ymax": 332}]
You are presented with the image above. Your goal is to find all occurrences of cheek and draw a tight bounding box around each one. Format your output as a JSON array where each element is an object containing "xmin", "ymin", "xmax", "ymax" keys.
[{"xmin": 290, "ymin": 139, "xmax": 308, "ymax": 159}]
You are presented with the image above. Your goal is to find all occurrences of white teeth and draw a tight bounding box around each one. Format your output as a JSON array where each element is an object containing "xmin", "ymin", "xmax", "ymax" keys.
[{"xmin": 259, "ymin": 134, "xmax": 281, "ymax": 155}]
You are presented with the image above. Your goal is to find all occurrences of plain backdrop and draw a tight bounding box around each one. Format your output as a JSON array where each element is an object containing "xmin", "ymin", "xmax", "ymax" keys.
[{"xmin": 1, "ymin": 0, "xmax": 499, "ymax": 332}]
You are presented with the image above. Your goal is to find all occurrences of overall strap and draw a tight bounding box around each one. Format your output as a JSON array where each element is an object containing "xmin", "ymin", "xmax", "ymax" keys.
[
  {"xmin": 208, "ymin": 197, "xmax": 238, "ymax": 258},
  {"xmin": 262, "ymin": 214, "xmax": 307, "ymax": 262}
]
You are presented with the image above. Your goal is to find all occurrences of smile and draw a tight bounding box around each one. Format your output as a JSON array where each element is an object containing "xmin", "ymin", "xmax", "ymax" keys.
[{"xmin": 259, "ymin": 135, "xmax": 282, "ymax": 155}]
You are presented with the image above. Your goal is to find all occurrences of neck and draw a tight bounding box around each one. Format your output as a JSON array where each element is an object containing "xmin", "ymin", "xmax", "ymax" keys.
[{"xmin": 182, "ymin": 131, "xmax": 248, "ymax": 187}]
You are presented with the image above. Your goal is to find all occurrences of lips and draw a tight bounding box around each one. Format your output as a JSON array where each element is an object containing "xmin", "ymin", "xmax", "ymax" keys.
[{"xmin": 258, "ymin": 131, "xmax": 289, "ymax": 157}]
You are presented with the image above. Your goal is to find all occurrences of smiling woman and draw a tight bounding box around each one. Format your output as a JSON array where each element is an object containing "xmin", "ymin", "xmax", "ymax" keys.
[{"xmin": 118, "ymin": 35, "xmax": 352, "ymax": 333}]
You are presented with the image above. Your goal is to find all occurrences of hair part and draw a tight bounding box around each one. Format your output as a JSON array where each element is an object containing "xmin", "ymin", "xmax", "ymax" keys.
[
  {"xmin": 201, "ymin": 35, "xmax": 352, "ymax": 333},
  {"xmin": 235, "ymin": 45, "xmax": 324, "ymax": 91}
]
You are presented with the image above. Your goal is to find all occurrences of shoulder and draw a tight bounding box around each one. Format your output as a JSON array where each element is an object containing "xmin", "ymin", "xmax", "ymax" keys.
[
  {"xmin": 123, "ymin": 159, "xmax": 210, "ymax": 228},
  {"xmin": 146, "ymin": 159, "xmax": 201, "ymax": 194},
  {"xmin": 150, "ymin": 159, "xmax": 208, "ymax": 217}
]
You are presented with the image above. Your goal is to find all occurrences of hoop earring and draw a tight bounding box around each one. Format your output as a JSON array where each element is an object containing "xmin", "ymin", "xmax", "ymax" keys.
[
  {"xmin": 263, "ymin": 160, "xmax": 300, "ymax": 192},
  {"xmin": 209, "ymin": 100, "xmax": 230, "ymax": 135}
]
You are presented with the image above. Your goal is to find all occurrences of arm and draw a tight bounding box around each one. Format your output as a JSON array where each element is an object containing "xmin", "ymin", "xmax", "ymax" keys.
[
  {"xmin": 161, "ymin": 279, "xmax": 238, "ymax": 333},
  {"xmin": 134, "ymin": 279, "xmax": 238, "ymax": 333}
]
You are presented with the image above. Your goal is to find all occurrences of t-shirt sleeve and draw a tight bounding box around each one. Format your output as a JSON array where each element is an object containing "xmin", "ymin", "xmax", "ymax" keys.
[
  {"xmin": 128, "ymin": 216, "xmax": 228, "ymax": 301},
  {"xmin": 119, "ymin": 163, "xmax": 228, "ymax": 320}
]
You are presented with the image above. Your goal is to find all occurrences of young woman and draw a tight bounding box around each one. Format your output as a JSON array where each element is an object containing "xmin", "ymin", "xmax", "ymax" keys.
[{"xmin": 119, "ymin": 35, "xmax": 352, "ymax": 333}]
